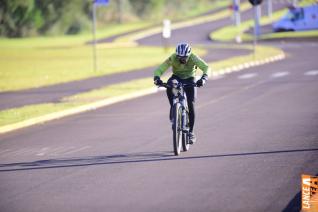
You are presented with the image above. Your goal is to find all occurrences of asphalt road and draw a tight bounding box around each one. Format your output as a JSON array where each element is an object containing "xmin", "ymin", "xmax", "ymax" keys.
[
  {"xmin": 1, "ymin": 41, "xmax": 318, "ymax": 211},
  {"xmin": 1, "ymin": 2, "xmax": 318, "ymax": 212}
]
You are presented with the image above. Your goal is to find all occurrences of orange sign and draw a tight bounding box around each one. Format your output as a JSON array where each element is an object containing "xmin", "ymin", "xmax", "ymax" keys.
[{"xmin": 302, "ymin": 174, "xmax": 318, "ymax": 212}]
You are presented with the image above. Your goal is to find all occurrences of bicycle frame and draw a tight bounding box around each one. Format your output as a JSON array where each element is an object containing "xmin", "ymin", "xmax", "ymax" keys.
[{"xmin": 159, "ymin": 81, "xmax": 196, "ymax": 155}]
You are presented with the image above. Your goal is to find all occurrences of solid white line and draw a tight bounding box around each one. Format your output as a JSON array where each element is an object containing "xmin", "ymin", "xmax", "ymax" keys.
[
  {"xmin": 304, "ymin": 70, "xmax": 318, "ymax": 76},
  {"xmin": 271, "ymin": 71, "xmax": 290, "ymax": 78},
  {"xmin": 238, "ymin": 73, "xmax": 258, "ymax": 79}
]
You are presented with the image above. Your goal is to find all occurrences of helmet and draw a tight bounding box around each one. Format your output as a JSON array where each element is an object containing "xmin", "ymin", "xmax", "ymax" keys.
[{"xmin": 176, "ymin": 43, "xmax": 191, "ymax": 57}]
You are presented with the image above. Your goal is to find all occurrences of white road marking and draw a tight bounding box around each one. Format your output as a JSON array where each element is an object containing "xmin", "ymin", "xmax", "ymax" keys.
[
  {"xmin": 36, "ymin": 147, "xmax": 49, "ymax": 156},
  {"xmin": 211, "ymin": 75, "xmax": 225, "ymax": 80},
  {"xmin": 238, "ymin": 73, "xmax": 258, "ymax": 79},
  {"xmin": 0, "ymin": 149, "xmax": 11, "ymax": 154},
  {"xmin": 304, "ymin": 70, "xmax": 318, "ymax": 76},
  {"xmin": 271, "ymin": 71, "xmax": 290, "ymax": 78},
  {"xmin": 64, "ymin": 146, "xmax": 91, "ymax": 155}
]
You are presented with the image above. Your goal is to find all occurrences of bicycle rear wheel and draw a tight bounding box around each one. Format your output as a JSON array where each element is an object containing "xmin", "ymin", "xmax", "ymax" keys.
[{"xmin": 173, "ymin": 103, "xmax": 182, "ymax": 156}]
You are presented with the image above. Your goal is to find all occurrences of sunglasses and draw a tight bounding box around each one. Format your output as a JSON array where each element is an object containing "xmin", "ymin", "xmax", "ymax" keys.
[{"xmin": 176, "ymin": 56, "xmax": 188, "ymax": 60}]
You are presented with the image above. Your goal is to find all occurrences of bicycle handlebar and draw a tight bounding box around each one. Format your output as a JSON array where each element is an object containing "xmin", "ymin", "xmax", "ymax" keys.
[{"xmin": 158, "ymin": 82, "xmax": 197, "ymax": 89}]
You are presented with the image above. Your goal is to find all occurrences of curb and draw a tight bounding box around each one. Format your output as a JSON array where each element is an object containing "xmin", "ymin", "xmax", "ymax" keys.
[{"xmin": 0, "ymin": 88, "xmax": 157, "ymax": 134}]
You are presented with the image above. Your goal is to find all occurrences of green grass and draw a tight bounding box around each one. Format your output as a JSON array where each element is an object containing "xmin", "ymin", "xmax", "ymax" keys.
[
  {"xmin": 0, "ymin": 46, "xmax": 179, "ymax": 92},
  {"xmin": 0, "ymin": 22, "xmax": 152, "ymax": 48},
  {"xmin": 0, "ymin": 44, "xmax": 283, "ymax": 128},
  {"xmin": 261, "ymin": 30, "xmax": 318, "ymax": 40},
  {"xmin": 0, "ymin": 103, "xmax": 78, "ymax": 126},
  {"xmin": 0, "ymin": 46, "xmax": 206, "ymax": 92}
]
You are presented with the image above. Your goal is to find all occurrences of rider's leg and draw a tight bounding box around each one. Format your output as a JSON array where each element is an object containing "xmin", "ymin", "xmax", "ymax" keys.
[
  {"xmin": 185, "ymin": 87, "xmax": 197, "ymax": 133},
  {"xmin": 166, "ymin": 88, "xmax": 173, "ymax": 121},
  {"xmin": 166, "ymin": 75, "xmax": 179, "ymax": 121},
  {"xmin": 184, "ymin": 78, "xmax": 197, "ymax": 144}
]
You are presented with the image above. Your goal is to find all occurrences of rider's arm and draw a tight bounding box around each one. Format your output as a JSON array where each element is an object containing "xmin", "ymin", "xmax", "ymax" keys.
[
  {"xmin": 192, "ymin": 54, "xmax": 211, "ymax": 77},
  {"xmin": 154, "ymin": 56, "xmax": 172, "ymax": 77}
]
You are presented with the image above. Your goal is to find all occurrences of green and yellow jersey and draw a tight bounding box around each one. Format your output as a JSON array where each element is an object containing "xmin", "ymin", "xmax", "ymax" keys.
[{"xmin": 154, "ymin": 53, "xmax": 210, "ymax": 79}]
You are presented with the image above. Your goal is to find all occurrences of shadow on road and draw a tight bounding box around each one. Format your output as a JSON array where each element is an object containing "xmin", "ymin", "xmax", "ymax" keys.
[
  {"xmin": 0, "ymin": 148, "xmax": 317, "ymax": 172},
  {"xmin": 282, "ymin": 172, "xmax": 318, "ymax": 212}
]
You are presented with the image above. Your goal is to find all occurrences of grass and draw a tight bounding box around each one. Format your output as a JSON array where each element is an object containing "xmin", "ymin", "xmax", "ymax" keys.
[
  {"xmin": 0, "ymin": 103, "xmax": 78, "ymax": 126},
  {"xmin": 1, "ymin": 2, "xmax": 238, "ymax": 93},
  {"xmin": 261, "ymin": 30, "xmax": 318, "ymax": 40},
  {"xmin": 0, "ymin": 22, "xmax": 153, "ymax": 48},
  {"xmin": 1, "ymin": 46, "xmax": 205, "ymax": 92},
  {"xmin": 0, "ymin": 2, "xmax": 251, "ymax": 92},
  {"xmin": 0, "ymin": 44, "xmax": 283, "ymax": 128}
]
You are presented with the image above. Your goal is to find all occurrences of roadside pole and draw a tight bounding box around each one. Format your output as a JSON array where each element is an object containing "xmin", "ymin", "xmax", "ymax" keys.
[
  {"xmin": 267, "ymin": 0, "xmax": 272, "ymax": 18},
  {"xmin": 248, "ymin": 0, "xmax": 262, "ymax": 60},
  {"xmin": 253, "ymin": 5, "xmax": 260, "ymax": 60},
  {"xmin": 92, "ymin": 3, "xmax": 97, "ymax": 72},
  {"xmin": 92, "ymin": 0, "xmax": 109, "ymax": 72}
]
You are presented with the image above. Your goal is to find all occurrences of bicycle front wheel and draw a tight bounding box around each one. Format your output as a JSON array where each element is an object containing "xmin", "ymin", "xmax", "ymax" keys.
[
  {"xmin": 173, "ymin": 103, "xmax": 182, "ymax": 156},
  {"xmin": 182, "ymin": 111, "xmax": 190, "ymax": 152}
]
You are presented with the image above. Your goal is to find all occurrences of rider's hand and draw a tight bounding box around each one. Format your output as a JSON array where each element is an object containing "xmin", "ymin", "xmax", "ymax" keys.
[
  {"xmin": 196, "ymin": 74, "xmax": 208, "ymax": 87},
  {"xmin": 154, "ymin": 76, "xmax": 163, "ymax": 86}
]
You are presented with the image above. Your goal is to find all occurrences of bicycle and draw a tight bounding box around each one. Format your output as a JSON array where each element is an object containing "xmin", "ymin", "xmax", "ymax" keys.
[{"xmin": 159, "ymin": 80, "xmax": 197, "ymax": 156}]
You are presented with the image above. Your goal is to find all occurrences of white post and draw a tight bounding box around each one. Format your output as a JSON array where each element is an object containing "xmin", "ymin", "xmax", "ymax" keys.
[
  {"xmin": 267, "ymin": 0, "xmax": 272, "ymax": 18},
  {"xmin": 92, "ymin": 3, "xmax": 98, "ymax": 72},
  {"xmin": 162, "ymin": 19, "xmax": 171, "ymax": 52}
]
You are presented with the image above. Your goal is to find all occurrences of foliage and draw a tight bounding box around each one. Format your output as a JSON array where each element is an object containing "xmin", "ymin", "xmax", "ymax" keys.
[{"xmin": 0, "ymin": 0, "xmax": 228, "ymax": 37}]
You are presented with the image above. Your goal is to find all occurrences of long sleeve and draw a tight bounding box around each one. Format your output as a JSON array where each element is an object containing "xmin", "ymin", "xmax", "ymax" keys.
[
  {"xmin": 192, "ymin": 54, "xmax": 211, "ymax": 76},
  {"xmin": 154, "ymin": 56, "xmax": 172, "ymax": 77}
]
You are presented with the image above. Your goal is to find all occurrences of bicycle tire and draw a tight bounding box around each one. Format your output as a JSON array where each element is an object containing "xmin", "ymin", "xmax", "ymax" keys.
[
  {"xmin": 173, "ymin": 103, "xmax": 182, "ymax": 156},
  {"xmin": 182, "ymin": 110, "xmax": 190, "ymax": 152}
]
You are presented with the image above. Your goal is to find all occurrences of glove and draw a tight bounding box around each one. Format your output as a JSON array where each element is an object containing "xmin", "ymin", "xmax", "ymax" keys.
[
  {"xmin": 196, "ymin": 74, "xmax": 208, "ymax": 87},
  {"xmin": 154, "ymin": 76, "xmax": 163, "ymax": 86}
]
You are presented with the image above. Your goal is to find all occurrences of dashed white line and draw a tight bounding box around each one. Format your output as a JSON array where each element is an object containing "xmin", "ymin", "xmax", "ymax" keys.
[
  {"xmin": 271, "ymin": 71, "xmax": 290, "ymax": 78},
  {"xmin": 238, "ymin": 73, "xmax": 258, "ymax": 79},
  {"xmin": 304, "ymin": 70, "xmax": 318, "ymax": 76},
  {"xmin": 211, "ymin": 75, "xmax": 225, "ymax": 80}
]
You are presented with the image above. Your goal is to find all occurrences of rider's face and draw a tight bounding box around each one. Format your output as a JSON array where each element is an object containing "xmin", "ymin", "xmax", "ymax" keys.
[{"xmin": 177, "ymin": 56, "xmax": 188, "ymax": 64}]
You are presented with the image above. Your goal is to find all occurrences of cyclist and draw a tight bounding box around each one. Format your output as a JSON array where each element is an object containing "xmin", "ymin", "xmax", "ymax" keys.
[{"xmin": 153, "ymin": 43, "xmax": 210, "ymax": 144}]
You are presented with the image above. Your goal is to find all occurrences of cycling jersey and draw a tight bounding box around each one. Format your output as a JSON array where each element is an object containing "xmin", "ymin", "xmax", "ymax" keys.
[{"xmin": 154, "ymin": 53, "xmax": 210, "ymax": 79}]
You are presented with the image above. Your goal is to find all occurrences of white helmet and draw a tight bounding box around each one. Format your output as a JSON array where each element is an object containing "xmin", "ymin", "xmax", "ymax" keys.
[{"xmin": 176, "ymin": 43, "xmax": 191, "ymax": 57}]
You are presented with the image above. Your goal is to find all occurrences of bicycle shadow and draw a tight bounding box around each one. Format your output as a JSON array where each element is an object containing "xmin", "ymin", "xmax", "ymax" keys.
[{"xmin": 0, "ymin": 148, "xmax": 317, "ymax": 172}]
